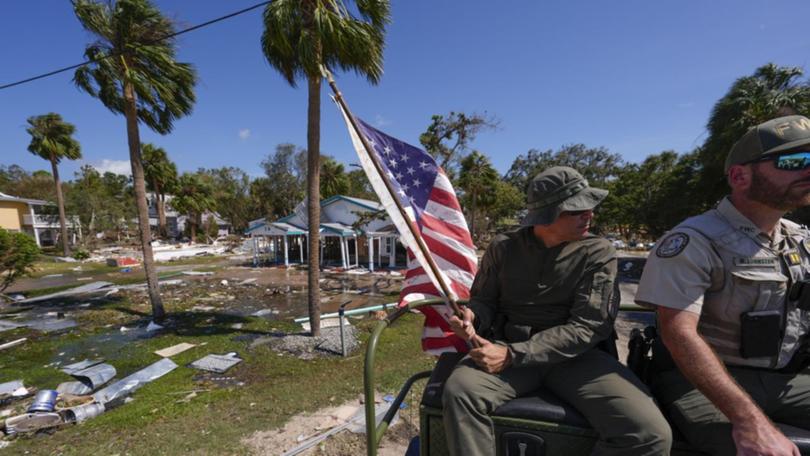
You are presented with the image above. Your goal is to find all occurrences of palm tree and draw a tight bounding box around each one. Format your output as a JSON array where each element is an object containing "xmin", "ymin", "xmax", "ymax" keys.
[
  {"xmin": 320, "ymin": 156, "xmax": 350, "ymax": 199},
  {"xmin": 458, "ymin": 151, "xmax": 498, "ymax": 241},
  {"xmin": 73, "ymin": 0, "xmax": 197, "ymax": 322},
  {"xmin": 262, "ymin": 0, "xmax": 390, "ymax": 336},
  {"xmin": 700, "ymin": 63, "xmax": 810, "ymax": 205},
  {"xmin": 25, "ymin": 113, "xmax": 82, "ymax": 257},
  {"xmin": 172, "ymin": 173, "xmax": 215, "ymax": 244},
  {"xmin": 142, "ymin": 143, "xmax": 178, "ymax": 239}
]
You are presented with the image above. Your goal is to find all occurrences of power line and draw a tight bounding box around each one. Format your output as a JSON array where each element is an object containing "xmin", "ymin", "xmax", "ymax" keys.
[{"xmin": 0, "ymin": 0, "xmax": 271, "ymax": 91}]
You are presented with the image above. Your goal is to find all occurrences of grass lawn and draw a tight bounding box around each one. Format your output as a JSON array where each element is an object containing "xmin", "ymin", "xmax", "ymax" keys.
[{"xmin": 0, "ymin": 293, "xmax": 435, "ymax": 455}]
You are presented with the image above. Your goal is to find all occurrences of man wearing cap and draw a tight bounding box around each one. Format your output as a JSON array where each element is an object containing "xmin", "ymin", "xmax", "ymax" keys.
[
  {"xmin": 443, "ymin": 166, "xmax": 672, "ymax": 456},
  {"xmin": 637, "ymin": 115, "xmax": 810, "ymax": 455}
]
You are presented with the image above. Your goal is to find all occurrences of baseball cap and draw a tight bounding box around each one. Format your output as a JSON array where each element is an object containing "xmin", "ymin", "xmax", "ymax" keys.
[{"xmin": 725, "ymin": 115, "xmax": 810, "ymax": 173}]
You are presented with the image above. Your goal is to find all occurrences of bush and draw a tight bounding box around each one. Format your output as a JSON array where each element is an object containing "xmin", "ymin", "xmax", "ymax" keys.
[
  {"xmin": 0, "ymin": 229, "xmax": 40, "ymax": 292},
  {"xmin": 72, "ymin": 249, "xmax": 91, "ymax": 260}
]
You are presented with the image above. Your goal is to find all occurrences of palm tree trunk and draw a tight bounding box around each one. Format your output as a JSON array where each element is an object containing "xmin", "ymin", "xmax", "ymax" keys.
[
  {"xmin": 157, "ymin": 184, "xmax": 167, "ymax": 238},
  {"xmin": 306, "ymin": 74, "xmax": 321, "ymax": 337},
  {"xmin": 50, "ymin": 156, "xmax": 70, "ymax": 257},
  {"xmin": 190, "ymin": 213, "xmax": 197, "ymax": 243},
  {"xmin": 123, "ymin": 79, "xmax": 165, "ymax": 322}
]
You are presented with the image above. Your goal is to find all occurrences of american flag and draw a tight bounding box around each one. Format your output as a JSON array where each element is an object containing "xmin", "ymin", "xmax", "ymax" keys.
[{"xmin": 336, "ymin": 103, "xmax": 478, "ymax": 355}]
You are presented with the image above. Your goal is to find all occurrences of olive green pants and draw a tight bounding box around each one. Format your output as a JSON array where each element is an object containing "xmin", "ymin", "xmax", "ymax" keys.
[
  {"xmin": 654, "ymin": 367, "xmax": 810, "ymax": 455},
  {"xmin": 442, "ymin": 349, "xmax": 672, "ymax": 456}
]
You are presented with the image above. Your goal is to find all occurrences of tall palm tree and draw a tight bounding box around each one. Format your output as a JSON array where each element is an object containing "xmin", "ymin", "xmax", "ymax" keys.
[
  {"xmin": 700, "ymin": 63, "xmax": 810, "ymax": 205},
  {"xmin": 26, "ymin": 113, "xmax": 82, "ymax": 257},
  {"xmin": 262, "ymin": 0, "xmax": 390, "ymax": 336},
  {"xmin": 320, "ymin": 156, "xmax": 350, "ymax": 199},
  {"xmin": 172, "ymin": 172, "xmax": 215, "ymax": 244},
  {"xmin": 73, "ymin": 0, "xmax": 197, "ymax": 322},
  {"xmin": 458, "ymin": 151, "xmax": 498, "ymax": 241},
  {"xmin": 142, "ymin": 143, "xmax": 178, "ymax": 239}
]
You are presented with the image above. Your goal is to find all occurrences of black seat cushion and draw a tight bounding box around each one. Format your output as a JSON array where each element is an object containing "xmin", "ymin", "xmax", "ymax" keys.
[{"xmin": 492, "ymin": 390, "xmax": 591, "ymax": 428}]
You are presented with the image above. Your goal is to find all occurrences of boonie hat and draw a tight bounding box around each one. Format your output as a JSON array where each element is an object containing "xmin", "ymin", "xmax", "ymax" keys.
[
  {"xmin": 725, "ymin": 115, "xmax": 810, "ymax": 173},
  {"xmin": 521, "ymin": 166, "xmax": 608, "ymax": 226}
]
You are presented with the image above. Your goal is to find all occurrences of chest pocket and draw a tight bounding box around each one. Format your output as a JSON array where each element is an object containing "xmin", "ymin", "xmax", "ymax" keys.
[{"xmin": 727, "ymin": 269, "xmax": 788, "ymax": 318}]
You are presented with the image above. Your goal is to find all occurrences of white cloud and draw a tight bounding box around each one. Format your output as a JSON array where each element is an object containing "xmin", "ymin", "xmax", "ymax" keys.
[
  {"xmin": 93, "ymin": 159, "xmax": 131, "ymax": 176},
  {"xmin": 374, "ymin": 114, "xmax": 391, "ymax": 127},
  {"xmin": 238, "ymin": 128, "xmax": 251, "ymax": 140}
]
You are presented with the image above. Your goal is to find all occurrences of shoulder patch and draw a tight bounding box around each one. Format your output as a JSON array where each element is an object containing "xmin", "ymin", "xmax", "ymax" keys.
[{"xmin": 656, "ymin": 233, "xmax": 690, "ymax": 258}]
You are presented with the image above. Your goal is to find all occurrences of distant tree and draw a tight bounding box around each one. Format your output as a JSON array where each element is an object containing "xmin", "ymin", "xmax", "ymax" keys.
[
  {"xmin": 201, "ymin": 167, "xmax": 253, "ymax": 233},
  {"xmin": 73, "ymin": 0, "xmax": 197, "ymax": 322},
  {"xmin": 504, "ymin": 144, "xmax": 624, "ymax": 193},
  {"xmin": 345, "ymin": 169, "xmax": 375, "ymax": 200},
  {"xmin": 172, "ymin": 173, "xmax": 215, "ymax": 244},
  {"xmin": 320, "ymin": 156, "xmax": 350, "ymax": 199},
  {"xmin": 260, "ymin": 144, "xmax": 307, "ymax": 218},
  {"xmin": 458, "ymin": 151, "xmax": 499, "ymax": 241},
  {"xmin": 700, "ymin": 63, "xmax": 810, "ymax": 205},
  {"xmin": 26, "ymin": 113, "xmax": 82, "ymax": 256},
  {"xmin": 490, "ymin": 180, "xmax": 524, "ymax": 228},
  {"xmin": 142, "ymin": 143, "xmax": 178, "ymax": 238},
  {"xmin": 419, "ymin": 111, "xmax": 498, "ymax": 178},
  {"xmin": 0, "ymin": 228, "xmax": 40, "ymax": 294},
  {"xmin": 0, "ymin": 166, "xmax": 55, "ymax": 201},
  {"xmin": 262, "ymin": 0, "xmax": 391, "ymax": 336}
]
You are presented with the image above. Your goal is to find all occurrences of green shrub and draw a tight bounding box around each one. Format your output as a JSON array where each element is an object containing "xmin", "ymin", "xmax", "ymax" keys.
[
  {"xmin": 72, "ymin": 249, "xmax": 91, "ymax": 260},
  {"xmin": 0, "ymin": 229, "xmax": 41, "ymax": 292}
]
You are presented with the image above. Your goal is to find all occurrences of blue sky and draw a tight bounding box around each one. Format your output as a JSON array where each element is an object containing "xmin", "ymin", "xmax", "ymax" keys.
[{"xmin": 2, "ymin": 1, "xmax": 810, "ymax": 180}]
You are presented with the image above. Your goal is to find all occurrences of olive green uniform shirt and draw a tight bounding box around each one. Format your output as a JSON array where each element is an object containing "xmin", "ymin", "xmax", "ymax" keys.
[{"xmin": 469, "ymin": 227, "xmax": 618, "ymax": 367}]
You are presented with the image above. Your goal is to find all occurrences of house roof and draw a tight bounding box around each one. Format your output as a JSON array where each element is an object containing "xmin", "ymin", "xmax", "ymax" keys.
[
  {"xmin": 0, "ymin": 192, "xmax": 48, "ymax": 206},
  {"xmin": 320, "ymin": 195, "xmax": 383, "ymax": 212}
]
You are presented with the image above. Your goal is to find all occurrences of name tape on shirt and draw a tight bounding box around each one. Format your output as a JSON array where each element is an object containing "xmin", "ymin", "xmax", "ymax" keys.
[{"xmin": 734, "ymin": 257, "xmax": 779, "ymax": 267}]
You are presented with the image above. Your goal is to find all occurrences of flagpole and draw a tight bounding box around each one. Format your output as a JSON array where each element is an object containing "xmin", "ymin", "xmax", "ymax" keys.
[{"xmin": 323, "ymin": 69, "xmax": 467, "ymax": 320}]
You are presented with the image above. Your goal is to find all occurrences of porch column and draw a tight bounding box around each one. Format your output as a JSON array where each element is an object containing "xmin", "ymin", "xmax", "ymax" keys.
[
  {"xmin": 377, "ymin": 237, "xmax": 382, "ymax": 268},
  {"xmin": 28, "ymin": 206, "xmax": 41, "ymax": 247},
  {"xmin": 252, "ymin": 236, "xmax": 259, "ymax": 266},
  {"xmin": 340, "ymin": 237, "xmax": 348, "ymax": 269},
  {"xmin": 388, "ymin": 237, "xmax": 396, "ymax": 268},
  {"xmin": 368, "ymin": 235, "xmax": 375, "ymax": 272},
  {"xmin": 347, "ymin": 234, "xmax": 360, "ymax": 268},
  {"xmin": 298, "ymin": 235, "xmax": 304, "ymax": 263},
  {"xmin": 283, "ymin": 234, "xmax": 289, "ymax": 267}
]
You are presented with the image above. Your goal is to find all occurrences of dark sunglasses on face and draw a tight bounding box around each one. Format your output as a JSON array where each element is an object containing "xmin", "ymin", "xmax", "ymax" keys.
[{"xmin": 749, "ymin": 151, "xmax": 810, "ymax": 171}]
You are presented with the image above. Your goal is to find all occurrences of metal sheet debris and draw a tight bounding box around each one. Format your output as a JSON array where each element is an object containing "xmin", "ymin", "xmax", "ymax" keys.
[
  {"xmin": 57, "ymin": 381, "xmax": 92, "ymax": 396},
  {"xmin": 71, "ymin": 363, "xmax": 116, "ymax": 390},
  {"xmin": 92, "ymin": 358, "xmax": 178, "ymax": 404},
  {"xmin": 5, "ymin": 412, "xmax": 62, "ymax": 434},
  {"xmin": 155, "ymin": 342, "xmax": 196, "ymax": 358},
  {"xmin": 189, "ymin": 352, "xmax": 242, "ymax": 373},
  {"xmin": 0, "ymin": 320, "xmax": 23, "ymax": 332},
  {"xmin": 61, "ymin": 359, "xmax": 105, "ymax": 375},
  {"xmin": 23, "ymin": 318, "xmax": 78, "ymax": 333},
  {"xmin": 0, "ymin": 380, "xmax": 27, "ymax": 398},
  {"xmin": 146, "ymin": 321, "xmax": 164, "ymax": 332},
  {"xmin": 15, "ymin": 281, "xmax": 113, "ymax": 304},
  {"xmin": 182, "ymin": 271, "xmax": 214, "ymax": 276}
]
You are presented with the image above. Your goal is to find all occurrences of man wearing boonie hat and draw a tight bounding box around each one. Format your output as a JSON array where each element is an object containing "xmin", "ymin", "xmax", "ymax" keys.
[
  {"xmin": 442, "ymin": 166, "xmax": 672, "ymax": 456},
  {"xmin": 638, "ymin": 115, "xmax": 810, "ymax": 455}
]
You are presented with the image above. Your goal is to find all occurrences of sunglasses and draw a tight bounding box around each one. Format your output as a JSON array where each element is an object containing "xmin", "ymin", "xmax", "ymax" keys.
[{"xmin": 748, "ymin": 151, "xmax": 810, "ymax": 171}]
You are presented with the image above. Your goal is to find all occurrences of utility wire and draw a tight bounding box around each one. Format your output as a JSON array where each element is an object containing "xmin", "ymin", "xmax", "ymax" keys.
[{"xmin": 0, "ymin": 0, "xmax": 271, "ymax": 91}]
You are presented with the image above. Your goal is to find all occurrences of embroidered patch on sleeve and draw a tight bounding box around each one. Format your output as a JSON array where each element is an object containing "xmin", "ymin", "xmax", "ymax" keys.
[{"xmin": 656, "ymin": 233, "xmax": 690, "ymax": 258}]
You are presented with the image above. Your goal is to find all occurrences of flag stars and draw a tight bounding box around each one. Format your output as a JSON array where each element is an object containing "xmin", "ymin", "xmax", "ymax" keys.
[
  {"xmin": 419, "ymin": 161, "xmax": 431, "ymax": 170},
  {"xmin": 382, "ymin": 145, "xmax": 392, "ymax": 156},
  {"xmin": 395, "ymin": 172, "xmax": 404, "ymax": 180},
  {"xmin": 406, "ymin": 167, "xmax": 416, "ymax": 175},
  {"xmin": 366, "ymin": 137, "xmax": 377, "ymax": 149},
  {"xmin": 389, "ymin": 158, "xmax": 398, "ymax": 168},
  {"xmin": 402, "ymin": 183, "xmax": 410, "ymax": 192},
  {"xmin": 413, "ymin": 178, "xmax": 422, "ymax": 188}
]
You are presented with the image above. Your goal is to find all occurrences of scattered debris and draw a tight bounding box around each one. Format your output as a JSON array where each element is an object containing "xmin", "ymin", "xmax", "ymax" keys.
[
  {"xmin": 42, "ymin": 274, "xmax": 64, "ymax": 279},
  {"xmin": 189, "ymin": 352, "xmax": 242, "ymax": 374},
  {"xmin": 182, "ymin": 271, "xmax": 214, "ymax": 276},
  {"xmin": 23, "ymin": 318, "xmax": 78, "ymax": 333},
  {"xmin": 0, "ymin": 320, "xmax": 23, "ymax": 332},
  {"xmin": 54, "ymin": 256, "xmax": 78, "ymax": 263},
  {"xmin": 238, "ymin": 278, "xmax": 257, "ymax": 285},
  {"xmin": 220, "ymin": 280, "xmax": 229, "ymax": 286},
  {"xmin": 61, "ymin": 359, "xmax": 104, "ymax": 375},
  {"xmin": 0, "ymin": 338, "xmax": 27, "ymax": 351},
  {"xmin": 5, "ymin": 412, "xmax": 62, "ymax": 434},
  {"xmin": 15, "ymin": 281, "xmax": 113, "ymax": 304},
  {"xmin": 230, "ymin": 323, "xmax": 244, "ymax": 330},
  {"xmin": 191, "ymin": 305, "xmax": 215, "ymax": 312},
  {"xmin": 57, "ymin": 362, "xmax": 116, "ymax": 395},
  {"xmin": 28, "ymin": 390, "xmax": 58, "ymax": 413},
  {"xmin": 155, "ymin": 342, "xmax": 196, "ymax": 358},
  {"xmin": 64, "ymin": 402, "xmax": 105, "ymax": 423},
  {"xmin": 93, "ymin": 358, "xmax": 178, "ymax": 405},
  {"xmin": 106, "ymin": 257, "xmax": 139, "ymax": 267},
  {"xmin": 146, "ymin": 321, "xmax": 164, "ymax": 332},
  {"xmin": 251, "ymin": 309, "xmax": 278, "ymax": 317},
  {"xmin": 0, "ymin": 380, "xmax": 29, "ymax": 400}
]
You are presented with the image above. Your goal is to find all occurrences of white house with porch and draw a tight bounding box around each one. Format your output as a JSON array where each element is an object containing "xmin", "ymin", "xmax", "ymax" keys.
[
  {"xmin": 0, "ymin": 192, "xmax": 81, "ymax": 247},
  {"xmin": 246, "ymin": 195, "xmax": 402, "ymax": 271}
]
